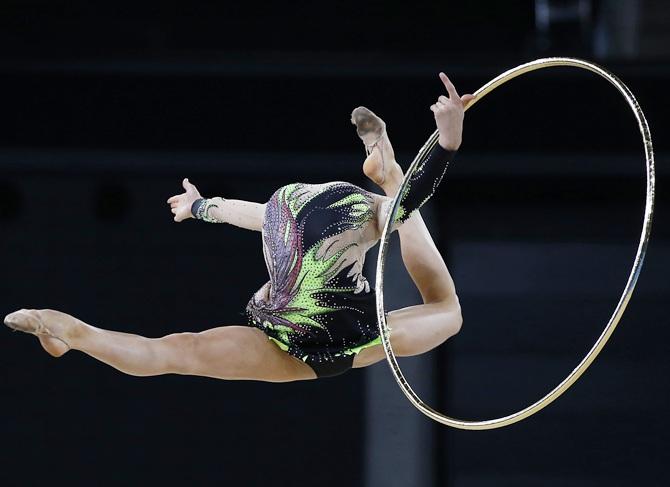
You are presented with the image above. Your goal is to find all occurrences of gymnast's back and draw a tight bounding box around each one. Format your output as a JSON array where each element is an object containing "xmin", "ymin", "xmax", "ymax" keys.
[
  {"xmin": 244, "ymin": 180, "xmax": 382, "ymax": 361},
  {"xmin": 244, "ymin": 141, "xmax": 455, "ymax": 362},
  {"xmin": 262, "ymin": 180, "xmax": 380, "ymax": 291}
]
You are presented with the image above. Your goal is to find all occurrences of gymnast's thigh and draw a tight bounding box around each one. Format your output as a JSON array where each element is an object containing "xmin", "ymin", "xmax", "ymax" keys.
[{"xmin": 188, "ymin": 326, "xmax": 317, "ymax": 382}]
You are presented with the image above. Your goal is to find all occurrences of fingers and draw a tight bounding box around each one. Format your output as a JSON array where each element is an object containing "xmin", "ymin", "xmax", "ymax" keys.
[
  {"xmin": 167, "ymin": 194, "xmax": 181, "ymax": 210},
  {"xmin": 167, "ymin": 185, "xmax": 187, "ymax": 222},
  {"xmin": 429, "ymin": 98, "xmax": 452, "ymax": 114},
  {"xmin": 171, "ymin": 206, "xmax": 185, "ymax": 222},
  {"xmin": 461, "ymin": 94, "xmax": 476, "ymax": 108},
  {"xmin": 168, "ymin": 177, "xmax": 192, "ymax": 204},
  {"xmin": 439, "ymin": 72, "xmax": 459, "ymax": 100}
]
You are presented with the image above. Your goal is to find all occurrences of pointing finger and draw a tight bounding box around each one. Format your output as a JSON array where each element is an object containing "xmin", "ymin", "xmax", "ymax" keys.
[
  {"xmin": 439, "ymin": 72, "xmax": 459, "ymax": 100},
  {"xmin": 167, "ymin": 195, "xmax": 178, "ymax": 204}
]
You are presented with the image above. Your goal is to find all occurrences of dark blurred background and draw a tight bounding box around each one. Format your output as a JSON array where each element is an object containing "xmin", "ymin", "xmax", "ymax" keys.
[{"xmin": 0, "ymin": 1, "xmax": 667, "ymax": 486}]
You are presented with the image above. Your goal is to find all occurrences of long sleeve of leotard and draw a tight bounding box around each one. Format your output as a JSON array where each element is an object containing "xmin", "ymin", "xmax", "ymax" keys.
[
  {"xmin": 191, "ymin": 197, "xmax": 266, "ymax": 231},
  {"xmin": 376, "ymin": 142, "xmax": 456, "ymax": 230}
]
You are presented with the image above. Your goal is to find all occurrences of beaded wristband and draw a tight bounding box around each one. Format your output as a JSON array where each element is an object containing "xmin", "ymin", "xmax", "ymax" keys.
[{"xmin": 190, "ymin": 198, "xmax": 206, "ymax": 219}]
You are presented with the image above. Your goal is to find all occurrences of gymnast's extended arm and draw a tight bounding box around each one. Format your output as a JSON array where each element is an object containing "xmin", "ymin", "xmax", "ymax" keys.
[
  {"xmin": 375, "ymin": 73, "xmax": 473, "ymax": 233},
  {"xmin": 167, "ymin": 178, "xmax": 265, "ymax": 231}
]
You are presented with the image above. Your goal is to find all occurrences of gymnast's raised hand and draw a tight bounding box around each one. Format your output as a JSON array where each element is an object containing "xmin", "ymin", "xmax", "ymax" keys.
[
  {"xmin": 167, "ymin": 178, "xmax": 202, "ymax": 222},
  {"xmin": 431, "ymin": 72, "xmax": 475, "ymax": 151}
]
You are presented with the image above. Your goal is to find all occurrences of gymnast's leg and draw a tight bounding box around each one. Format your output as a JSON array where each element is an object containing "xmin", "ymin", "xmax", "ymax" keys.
[
  {"xmin": 351, "ymin": 108, "xmax": 462, "ymax": 368},
  {"xmin": 381, "ymin": 212, "xmax": 462, "ymax": 356},
  {"xmin": 4, "ymin": 309, "xmax": 316, "ymax": 382}
]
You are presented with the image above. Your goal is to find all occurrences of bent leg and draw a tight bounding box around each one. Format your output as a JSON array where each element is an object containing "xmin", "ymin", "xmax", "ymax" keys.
[
  {"xmin": 355, "ymin": 178, "xmax": 462, "ymax": 367},
  {"xmin": 5, "ymin": 309, "xmax": 316, "ymax": 382},
  {"xmin": 353, "ymin": 216, "xmax": 462, "ymax": 368},
  {"xmin": 395, "ymin": 213, "xmax": 459, "ymax": 306}
]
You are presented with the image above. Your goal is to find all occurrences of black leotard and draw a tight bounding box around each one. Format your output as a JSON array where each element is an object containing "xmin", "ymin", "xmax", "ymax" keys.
[
  {"xmin": 191, "ymin": 144, "xmax": 455, "ymax": 376},
  {"xmin": 197, "ymin": 143, "xmax": 456, "ymax": 377}
]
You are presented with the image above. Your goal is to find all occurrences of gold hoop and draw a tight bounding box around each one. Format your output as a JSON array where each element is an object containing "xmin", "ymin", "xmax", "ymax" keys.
[{"xmin": 374, "ymin": 57, "xmax": 656, "ymax": 430}]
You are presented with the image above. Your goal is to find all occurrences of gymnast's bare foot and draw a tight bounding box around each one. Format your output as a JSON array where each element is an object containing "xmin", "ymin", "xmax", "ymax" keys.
[
  {"xmin": 350, "ymin": 106, "xmax": 404, "ymax": 195},
  {"xmin": 4, "ymin": 309, "xmax": 79, "ymax": 357}
]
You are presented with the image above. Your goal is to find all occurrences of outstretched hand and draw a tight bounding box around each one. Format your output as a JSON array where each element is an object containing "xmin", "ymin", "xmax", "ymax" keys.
[
  {"xmin": 167, "ymin": 178, "xmax": 202, "ymax": 222},
  {"xmin": 429, "ymin": 72, "xmax": 475, "ymax": 151}
]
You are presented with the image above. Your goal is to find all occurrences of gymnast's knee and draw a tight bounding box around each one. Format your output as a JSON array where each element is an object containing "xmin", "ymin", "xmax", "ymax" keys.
[
  {"xmin": 451, "ymin": 305, "xmax": 463, "ymax": 336},
  {"xmin": 436, "ymin": 296, "xmax": 463, "ymax": 337}
]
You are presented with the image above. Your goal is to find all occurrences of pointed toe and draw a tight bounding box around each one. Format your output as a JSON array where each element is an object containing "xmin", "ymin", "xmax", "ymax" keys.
[{"xmin": 4, "ymin": 310, "xmax": 23, "ymax": 328}]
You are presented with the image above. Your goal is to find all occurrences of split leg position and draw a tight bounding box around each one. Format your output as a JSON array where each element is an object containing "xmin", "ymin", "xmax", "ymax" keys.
[
  {"xmin": 3, "ymin": 124, "xmax": 461, "ymax": 382},
  {"xmin": 4, "ymin": 73, "xmax": 470, "ymax": 382}
]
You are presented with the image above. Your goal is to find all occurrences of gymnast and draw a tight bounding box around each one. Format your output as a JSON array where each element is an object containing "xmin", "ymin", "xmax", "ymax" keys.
[{"xmin": 4, "ymin": 73, "xmax": 473, "ymax": 381}]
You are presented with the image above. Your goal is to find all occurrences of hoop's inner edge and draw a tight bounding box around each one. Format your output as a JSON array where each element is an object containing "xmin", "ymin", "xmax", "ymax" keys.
[{"xmin": 374, "ymin": 57, "xmax": 656, "ymax": 430}]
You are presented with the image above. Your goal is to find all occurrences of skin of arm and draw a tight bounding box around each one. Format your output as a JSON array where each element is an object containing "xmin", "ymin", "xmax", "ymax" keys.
[
  {"xmin": 167, "ymin": 178, "xmax": 265, "ymax": 232},
  {"xmin": 194, "ymin": 197, "xmax": 266, "ymax": 231}
]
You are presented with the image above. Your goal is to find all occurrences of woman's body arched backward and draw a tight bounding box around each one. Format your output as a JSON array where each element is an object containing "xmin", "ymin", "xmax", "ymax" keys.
[{"xmin": 4, "ymin": 73, "xmax": 471, "ymax": 382}]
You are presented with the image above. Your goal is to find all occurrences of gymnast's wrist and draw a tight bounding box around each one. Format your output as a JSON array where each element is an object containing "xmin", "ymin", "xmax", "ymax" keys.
[
  {"xmin": 191, "ymin": 198, "xmax": 207, "ymax": 219},
  {"xmin": 436, "ymin": 138, "xmax": 459, "ymax": 160},
  {"xmin": 438, "ymin": 135, "xmax": 460, "ymax": 152}
]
